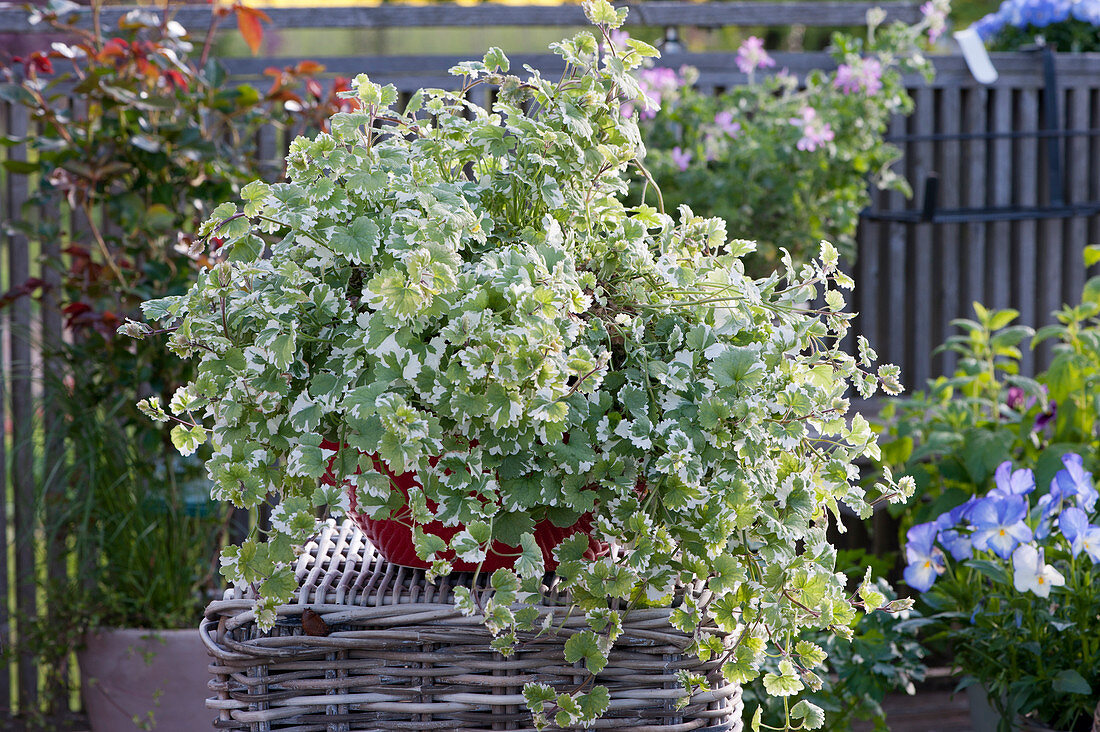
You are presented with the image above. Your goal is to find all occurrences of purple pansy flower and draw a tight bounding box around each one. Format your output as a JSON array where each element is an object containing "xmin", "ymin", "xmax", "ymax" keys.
[
  {"xmin": 904, "ymin": 521, "xmax": 946, "ymax": 591},
  {"xmin": 970, "ymin": 495, "xmax": 1033, "ymax": 559},
  {"xmin": 1006, "ymin": 385, "xmax": 1056, "ymax": 431},
  {"xmin": 1034, "ymin": 399, "xmax": 1057, "ymax": 431},
  {"xmin": 1059, "ymin": 506, "xmax": 1100, "ymax": 562}
]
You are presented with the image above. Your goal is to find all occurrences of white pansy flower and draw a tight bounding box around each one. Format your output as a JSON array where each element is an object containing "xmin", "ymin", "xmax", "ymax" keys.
[{"xmin": 1012, "ymin": 543, "xmax": 1065, "ymax": 598}]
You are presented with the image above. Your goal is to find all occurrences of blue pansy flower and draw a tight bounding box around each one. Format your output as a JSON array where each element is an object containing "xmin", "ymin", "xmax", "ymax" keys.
[
  {"xmin": 1037, "ymin": 454, "xmax": 1098, "ymax": 537},
  {"xmin": 989, "ymin": 461, "xmax": 1035, "ymax": 499},
  {"xmin": 970, "ymin": 495, "xmax": 1033, "ymax": 559},
  {"xmin": 1058, "ymin": 506, "xmax": 1100, "ymax": 562},
  {"xmin": 939, "ymin": 528, "xmax": 973, "ymax": 560},
  {"xmin": 1057, "ymin": 453, "xmax": 1098, "ymax": 513},
  {"xmin": 933, "ymin": 497, "xmax": 978, "ymax": 560},
  {"xmin": 934, "ymin": 495, "xmax": 978, "ymax": 531},
  {"xmin": 904, "ymin": 521, "xmax": 946, "ymax": 592}
]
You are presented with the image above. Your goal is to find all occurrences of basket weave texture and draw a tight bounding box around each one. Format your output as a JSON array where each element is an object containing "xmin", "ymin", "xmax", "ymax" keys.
[{"xmin": 202, "ymin": 520, "xmax": 743, "ymax": 731}]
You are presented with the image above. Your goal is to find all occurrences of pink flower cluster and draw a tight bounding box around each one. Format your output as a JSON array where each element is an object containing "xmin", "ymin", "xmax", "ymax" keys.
[
  {"xmin": 607, "ymin": 29, "xmax": 630, "ymax": 52},
  {"xmin": 833, "ymin": 57, "xmax": 883, "ymax": 95},
  {"xmin": 921, "ymin": 0, "xmax": 949, "ymax": 42},
  {"xmin": 671, "ymin": 146, "xmax": 693, "ymax": 172},
  {"xmin": 789, "ymin": 106, "xmax": 835, "ymax": 152},
  {"xmin": 714, "ymin": 110, "xmax": 741, "ymax": 137},
  {"xmin": 622, "ymin": 66, "xmax": 685, "ymax": 119},
  {"xmin": 735, "ymin": 36, "xmax": 776, "ymax": 75}
]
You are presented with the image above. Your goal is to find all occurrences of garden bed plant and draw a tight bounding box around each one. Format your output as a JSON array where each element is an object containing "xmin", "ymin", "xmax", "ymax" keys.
[
  {"xmin": 0, "ymin": 0, "xmax": 344, "ymax": 721},
  {"xmin": 627, "ymin": 2, "xmax": 946, "ymax": 272},
  {"xmin": 126, "ymin": 1, "xmax": 913, "ymax": 727},
  {"xmin": 879, "ymin": 249, "xmax": 1100, "ymax": 526},
  {"xmin": 903, "ymin": 453, "xmax": 1098, "ymax": 729}
]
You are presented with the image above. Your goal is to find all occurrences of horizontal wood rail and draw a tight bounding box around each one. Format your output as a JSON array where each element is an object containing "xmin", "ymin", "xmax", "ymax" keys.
[{"xmin": 0, "ymin": 1, "xmax": 922, "ymax": 34}]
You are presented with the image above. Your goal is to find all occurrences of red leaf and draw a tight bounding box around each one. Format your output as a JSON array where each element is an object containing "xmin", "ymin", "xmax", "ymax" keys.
[
  {"xmin": 163, "ymin": 69, "xmax": 189, "ymax": 91},
  {"xmin": 234, "ymin": 6, "xmax": 270, "ymax": 55},
  {"xmin": 295, "ymin": 60, "xmax": 325, "ymax": 75}
]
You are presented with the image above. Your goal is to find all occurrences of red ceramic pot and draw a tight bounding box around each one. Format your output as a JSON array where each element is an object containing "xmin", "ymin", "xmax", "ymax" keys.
[{"xmin": 321, "ymin": 441, "xmax": 602, "ymax": 571}]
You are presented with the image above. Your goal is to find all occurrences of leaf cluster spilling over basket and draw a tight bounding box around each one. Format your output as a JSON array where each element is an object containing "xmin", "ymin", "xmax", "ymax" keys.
[{"xmin": 203, "ymin": 521, "xmax": 743, "ymax": 731}]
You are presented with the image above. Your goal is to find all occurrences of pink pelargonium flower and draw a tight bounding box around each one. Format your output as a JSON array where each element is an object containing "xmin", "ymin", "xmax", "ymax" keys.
[
  {"xmin": 736, "ymin": 36, "xmax": 776, "ymax": 75},
  {"xmin": 607, "ymin": 29, "xmax": 630, "ymax": 52},
  {"xmin": 670, "ymin": 146, "xmax": 693, "ymax": 172},
  {"xmin": 636, "ymin": 66, "xmax": 684, "ymax": 119},
  {"xmin": 790, "ymin": 106, "xmax": 835, "ymax": 152},
  {"xmin": 714, "ymin": 110, "xmax": 741, "ymax": 137},
  {"xmin": 922, "ymin": 0, "xmax": 948, "ymax": 43},
  {"xmin": 834, "ymin": 57, "xmax": 883, "ymax": 95}
]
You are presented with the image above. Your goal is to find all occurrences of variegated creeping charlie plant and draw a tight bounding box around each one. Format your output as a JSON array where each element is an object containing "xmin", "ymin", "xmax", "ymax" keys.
[{"xmin": 124, "ymin": 1, "xmax": 911, "ymax": 727}]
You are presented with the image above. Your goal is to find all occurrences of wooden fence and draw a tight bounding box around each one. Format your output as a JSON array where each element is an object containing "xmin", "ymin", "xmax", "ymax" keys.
[{"xmin": 3, "ymin": 1, "xmax": 1100, "ymax": 720}]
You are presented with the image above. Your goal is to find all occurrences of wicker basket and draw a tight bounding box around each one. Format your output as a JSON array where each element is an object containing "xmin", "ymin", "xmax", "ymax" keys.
[{"xmin": 202, "ymin": 520, "xmax": 743, "ymax": 731}]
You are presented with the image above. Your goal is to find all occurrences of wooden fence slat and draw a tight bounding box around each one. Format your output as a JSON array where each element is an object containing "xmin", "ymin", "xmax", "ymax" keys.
[
  {"xmin": 1065, "ymin": 87, "xmax": 1091, "ymax": 302},
  {"xmin": 910, "ymin": 87, "xmax": 935, "ymax": 389},
  {"xmin": 6, "ymin": 101, "xmax": 38, "ymax": 716},
  {"xmin": 1093, "ymin": 89, "xmax": 1100, "ymax": 257},
  {"xmin": 40, "ymin": 115, "xmax": 67, "ymax": 714},
  {"xmin": 1016, "ymin": 87, "xmax": 1039, "ymax": 375},
  {"xmin": 0, "ymin": 100, "xmax": 12, "ymax": 718},
  {"xmin": 937, "ymin": 85, "xmax": 961, "ymax": 376},
  {"xmin": 988, "ymin": 87, "xmax": 1013, "ymax": 312},
  {"xmin": 963, "ymin": 85, "xmax": 988, "ymax": 361},
  {"xmin": 886, "ymin": 114, "xmax": 909, "ymax": 383},
  {"xmin": 1035, "ymin": 84, "xmax": 1065, "ymax": 367},
  {"xmin": 0, "ymin": 1, "xmax": 923, "ymax": 34}
]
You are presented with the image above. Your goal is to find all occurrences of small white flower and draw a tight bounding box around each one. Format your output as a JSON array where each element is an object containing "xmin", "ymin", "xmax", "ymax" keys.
[{"xmin": 1012, "ymin": 543, "xmax": 1064, "ymax": 598}]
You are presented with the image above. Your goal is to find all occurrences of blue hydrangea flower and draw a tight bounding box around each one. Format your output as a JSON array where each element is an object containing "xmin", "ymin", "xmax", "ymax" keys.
[
  {"xmin": 1058, "ymin": 506, "xmax": 1100, "ymax": 562},
  {"xmin": 972, "ymin": 0, "xmax": 1099, "ymax": 39},
  {"xmin": 904, "ymin": 521, "xmax": 946, "ymax": 592},
  {"xmin": 1074, "ymin": 0, "xmax": 1100, "ymax": 23},
  {"xmin": 970, "ymin": 495, "xmax": 1033, "ymax": 559}
]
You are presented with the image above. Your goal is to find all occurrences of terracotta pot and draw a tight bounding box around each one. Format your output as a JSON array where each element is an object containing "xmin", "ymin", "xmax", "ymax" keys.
[
  {"xmin": 321, "ymin": 441, "xmax": 602, "ymax": 571},
  {"xmin": 79, "ymin": 628, "xmax": 210, "ymax": 732}
]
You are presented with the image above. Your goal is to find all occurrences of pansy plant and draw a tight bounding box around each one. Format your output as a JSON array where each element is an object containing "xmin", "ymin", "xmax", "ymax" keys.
[
  {"xmin": 906, "ymin": 454, "xmax": 1099, "ymax": 727},
  {"xmin": 125, "ymin": 1, "xmax": 909, "ymax": 727}
]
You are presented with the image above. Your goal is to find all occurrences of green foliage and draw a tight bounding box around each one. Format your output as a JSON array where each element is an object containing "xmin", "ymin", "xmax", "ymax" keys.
[
  {"xmin": 128, "ymin": 0, "xmax": 906, "ymax": 726},
  {"xmin": 630, "ymin": 13, "xmax": 940, "ymax": 274},
  {"xmin": 742, "ymin": 579, "xmax": 928, "ymax": 731},
  {"xmin": 0, "ymin": 0, "xmax": 344, "ymax": 693},
  {"xmin": 878, "ymin": 269, "xmax": 1100, "ymax": 525}
]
